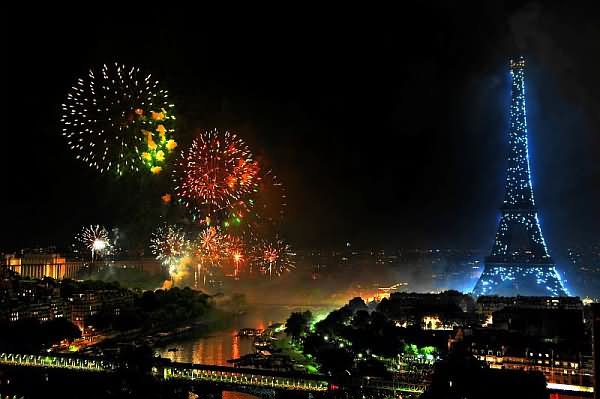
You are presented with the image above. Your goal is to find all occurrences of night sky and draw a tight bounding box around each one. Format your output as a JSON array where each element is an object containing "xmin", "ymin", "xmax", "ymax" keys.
[{"xmin": 3, "ymin": 3, "xmax": 599, "ymax": 258}]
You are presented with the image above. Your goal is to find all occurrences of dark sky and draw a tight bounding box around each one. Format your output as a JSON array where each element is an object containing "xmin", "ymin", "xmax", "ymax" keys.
[{"xmin": 3, "ymin": 2, "xmax": 599, "ymax": 257}]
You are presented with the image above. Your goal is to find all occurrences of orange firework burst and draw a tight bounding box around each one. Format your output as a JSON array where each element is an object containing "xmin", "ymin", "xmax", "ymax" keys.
[
  {"xmin": 173, "ymin": 129, "xmax": 259, "ymax": 218},
  {"xmin": 223, "ymin": 234, "xmax": 246, "ymax": 278},
  {"xmin": 161, "ymin": 193, "xmax": 172, "ymax": 204},
  {"xmin": 196, "ymin": 226, "xmax": 224, "ymax": 262}
]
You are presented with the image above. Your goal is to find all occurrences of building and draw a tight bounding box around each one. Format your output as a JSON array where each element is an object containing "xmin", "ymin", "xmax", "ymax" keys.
[
  {"xmin": 71, "ymin": 289, "xmax": 133, "ymax": 332},
  {"xmin": 457, "ymin": 327, "xmax": 594, "ymax": 395},
  {"xmin": 81, "ymin": 258, "xmax": 163, "ymax": 275},
  {"xmin": 477, "ymin": 296, "xmax": 583, "ymax": 319},
  {"xmin": 450, "ymin": 295, "xmax": 594, "ymax": 397},
  {"xmin": 0, "ymin": 271, "xmax": 71, "ymax": 324},
  {"xmin": 4, "ymin": 252, "xmax": 84, "ymax": 280},
  {"xmin": 376, "ymin": 291, "xmax": 477, "ymax": 328},
  {"xmin": 492, "ymin": 307, "xmax": 584, "ymax": 342},
  {"xmin": 4, "ymin": 250, "xmax": 163, "ymax": 281}
]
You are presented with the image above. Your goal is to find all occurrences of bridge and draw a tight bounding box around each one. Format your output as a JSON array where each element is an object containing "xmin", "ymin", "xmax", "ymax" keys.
[
  {"xmin": 157, "ymin": 361, "xmax": 329, "ymax": 394},
  {"xmin": 0, "ymin": 352, "xmax": 118, "ymax": 372},
  {"xmin": 0, "ymin": 352, "xmax": 428, "ymax": 397}
]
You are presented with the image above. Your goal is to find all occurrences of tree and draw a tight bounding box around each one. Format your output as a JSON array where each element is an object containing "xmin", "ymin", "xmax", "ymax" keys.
[
  {"xmin": 302, "ymin": 334, "xmax": 325, "ymax": 357},
  {"xmin": 315, "ymin": 306, "xmax": 353, "ymax": 336},
  {"xmin": 348, "ymin": 297, "xmax": 368, "ymax": 313},
  {"xmin": 404, "ymin": 343, "xmax": 419, "ymax": 356},
  {"xmin": 139, "ymin": 290, "xmax": 159, "ymax": 312},
  {"xmin": 352, "ymin": 310, "xmax": 371, "ymax": 329},
  {"xmin": 316, "ymin": 347, "xmax": 354, "ymax": 375},
  {"xmin": 285, "ymin": 311, "xmax": 312, "ymax": 342}
]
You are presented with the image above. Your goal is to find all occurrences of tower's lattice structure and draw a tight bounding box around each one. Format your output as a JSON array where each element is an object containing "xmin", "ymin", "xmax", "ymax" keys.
[{"xmin": 472, "ymin": 57, "xmax": 568, "ymax": 297}]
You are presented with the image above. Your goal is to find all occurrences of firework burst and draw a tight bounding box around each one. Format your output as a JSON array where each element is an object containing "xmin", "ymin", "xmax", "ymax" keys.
[
  {"xmin": 184, "ymin": 226, "xmax": 226, "ymax": 287},
  {"xmin": 196, "ymin": 226, "xmax": 225, "ymax": 262},
  {"xmin": 173, "ymin": 129, "xmax": 259, "ymax": 218},
  {"xmin": 75, "ymin": 225, "xmax": 113, "ymax": 261},
  {"xmin": 61, "ymin": 63, "xmax": 177, "ymax": 175},
  {"xmin": 256, "ymin": 239, "xmax": 295, "ymax": 278},
  {"xmin": 150, "ymin": 225, "xmax": 190, "ymax": 274},
  {"xmin": 223, "ymin": 234, "xmax": 246, "ymax": 278}
]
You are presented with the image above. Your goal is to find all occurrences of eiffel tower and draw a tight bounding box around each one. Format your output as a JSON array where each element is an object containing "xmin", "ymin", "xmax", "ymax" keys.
[{"xmin": 472, "ymin": 57, "xmax": 568, "ymax": 297}]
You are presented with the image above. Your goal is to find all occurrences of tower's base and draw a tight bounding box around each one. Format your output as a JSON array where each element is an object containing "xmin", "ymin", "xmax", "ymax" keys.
[{"xmin": 472, "ymin": 263, "xmax": 568, "ymax": 297}]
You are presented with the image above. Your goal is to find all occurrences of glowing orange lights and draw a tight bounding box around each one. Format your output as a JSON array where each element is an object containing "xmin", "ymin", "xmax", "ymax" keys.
[
  {"xmin": 161, "ymin": 193, "xmax": 172, "ymax": 204},
  {"xmin": 151, "ymin": 111, "xmax": 165, "ymax": 121}
]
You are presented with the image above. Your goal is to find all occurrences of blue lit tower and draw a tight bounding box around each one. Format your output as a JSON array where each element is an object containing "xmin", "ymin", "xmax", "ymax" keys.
[{"xmin": 472, "ymin": 57, "xmax": 568, "ymax": 297}]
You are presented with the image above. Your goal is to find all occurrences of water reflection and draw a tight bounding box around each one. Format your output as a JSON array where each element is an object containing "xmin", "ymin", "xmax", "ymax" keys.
[
  {"xmin": 158, "ymin": 328, "xmax": 255, "ymax": 366},
  {"xmin": 222, "ymin": 392, "xmax": 259, "ymax": 399},
  {"xmin": 156, "ymin": 305, "xmax": 332, "ymax": 399},
  {"xmin": 157, "ymin": 305, "xmax": 331, "ymax": 365}
]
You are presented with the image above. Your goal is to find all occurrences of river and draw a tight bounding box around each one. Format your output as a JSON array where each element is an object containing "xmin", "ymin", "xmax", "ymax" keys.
[{"xmin": 155, "ymin": 304, "xmax": 333, "ymax": 399}]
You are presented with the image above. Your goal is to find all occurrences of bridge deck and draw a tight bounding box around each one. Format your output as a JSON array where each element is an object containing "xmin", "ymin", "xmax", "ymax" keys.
[
  {"xmin": 0, "ymin": 353, "xmax": 328, "ymax": 392},
  {"xmin": 0, "ymin": 353, "xmax": 117, "ymax": 372},
  {"xmin": 159, "ymin": 365, "xmax": 328, "ymax": 392},
  {"xmin": 0, "ymin": 352, "xmax": 430, "ymax": 394}
]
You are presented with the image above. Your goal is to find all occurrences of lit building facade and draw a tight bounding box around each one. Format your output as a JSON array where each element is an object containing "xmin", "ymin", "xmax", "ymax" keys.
[
  {"xmin": 477, "ymin": 296, "xmax": 583, "ymax": 320},
  {"xmin": 0, "ymin": 273, "xmax": 71, "ymax": 323},
  {"xmin": 4, "ymin": 253, "xmax": 84, "ymax": 280}
]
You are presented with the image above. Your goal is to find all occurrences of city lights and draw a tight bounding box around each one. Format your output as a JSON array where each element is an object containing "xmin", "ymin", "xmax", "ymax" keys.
[{"xmin": 4, "ymin": 10, "xmax": 599, "ymax": 397}]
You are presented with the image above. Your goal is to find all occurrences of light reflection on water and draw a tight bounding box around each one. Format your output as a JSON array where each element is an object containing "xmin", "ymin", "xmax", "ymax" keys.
[
  {"xmin": 158, "ymin": 330, "xmax": 254, "ymax": 366},
  {"xmin": 157, "ymin": 305, "xmax": 330, "ymax": 365},
  {"xmin": 222, "ymin": 393, "xmax": 260, "ymax": 399},
  {"xmin": 156, "ymin": 305, "xmax": 332, "ymax": 399}
]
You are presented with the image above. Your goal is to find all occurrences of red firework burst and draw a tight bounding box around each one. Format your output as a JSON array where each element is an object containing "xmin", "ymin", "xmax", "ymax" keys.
[{"xmin": 173, "ymin": 129, "xmax": 259, "ymax": 217}]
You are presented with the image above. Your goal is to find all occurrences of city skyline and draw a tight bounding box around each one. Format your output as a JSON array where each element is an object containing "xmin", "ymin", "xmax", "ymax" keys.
[{"xmin": 2, "ymin": 5, "xmax": 599, "ymax": 398}]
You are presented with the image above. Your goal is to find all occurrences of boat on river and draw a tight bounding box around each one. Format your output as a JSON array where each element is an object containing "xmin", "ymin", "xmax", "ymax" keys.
[{"xmin": 238, "ymin": 328, "xmax": 264, "ymax": 337}]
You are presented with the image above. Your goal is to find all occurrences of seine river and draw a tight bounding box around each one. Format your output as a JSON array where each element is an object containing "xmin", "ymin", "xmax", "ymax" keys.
[{"xmin": 155, "ymin": 304, "xmax": 333, "ymax": 399}]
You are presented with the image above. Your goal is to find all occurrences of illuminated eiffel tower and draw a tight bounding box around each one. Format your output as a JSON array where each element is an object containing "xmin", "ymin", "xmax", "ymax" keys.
[{"xmin": 472, "ymin": 57, "xmax": 568, "ymax": 297}]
